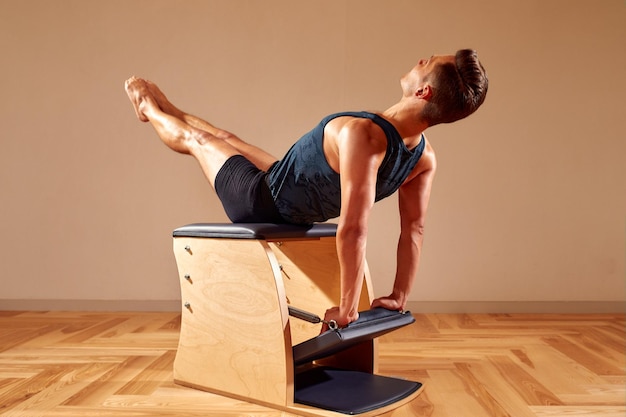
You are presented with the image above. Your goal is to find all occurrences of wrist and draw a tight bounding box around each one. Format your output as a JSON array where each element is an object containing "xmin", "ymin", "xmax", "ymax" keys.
[
  {"xmin": 338, "ymin": 302, "xmax": 359, "ymax": 324},
  {"xmin": 390, "ymin": 288, "xmax": 408, "ymax": 309}
]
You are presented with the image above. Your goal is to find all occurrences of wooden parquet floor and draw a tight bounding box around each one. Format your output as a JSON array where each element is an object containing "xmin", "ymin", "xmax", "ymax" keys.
[{"xmin": 0, "ymin": 311, "xmax": 624, "ymax": 417}]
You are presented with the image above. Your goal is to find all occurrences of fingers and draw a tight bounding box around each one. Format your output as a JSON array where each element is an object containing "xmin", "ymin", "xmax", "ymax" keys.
[
  {"xmin": 371, "ymin": 296, "xmax": 404, "ymax": 311},
  {"xmin": 371, "ymin": 298, "xmax": 383, "ymax": 308}
]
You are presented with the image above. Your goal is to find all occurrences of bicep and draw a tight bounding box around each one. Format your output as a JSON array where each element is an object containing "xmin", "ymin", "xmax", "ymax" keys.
[
  {"xmin": 337, "ymin": 124, "xmax": 386, "ymax": 225},
  {"xmin": 399, "ymin": 151, "xmax": 436, "ymax": 231}
]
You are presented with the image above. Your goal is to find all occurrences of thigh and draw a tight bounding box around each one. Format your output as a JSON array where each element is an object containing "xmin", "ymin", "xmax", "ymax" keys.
[
  {"xmin": 221, "ymin": 134, "xmax": 279, "ymax": 172},
  {"xmin": 214, "ymin": 155, "xmax": 284, "ymax": 223}
]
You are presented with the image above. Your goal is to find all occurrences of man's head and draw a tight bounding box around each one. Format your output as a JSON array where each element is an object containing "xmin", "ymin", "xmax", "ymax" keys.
[{"xmin": 405, "ymin": 49, "xmax": 488, "ymax": 126}]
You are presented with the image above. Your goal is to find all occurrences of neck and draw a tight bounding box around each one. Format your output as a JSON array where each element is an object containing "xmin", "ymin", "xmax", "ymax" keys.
[{"xmin": 381, "ymin": 99, "xmax": 429, "ymax": 138}]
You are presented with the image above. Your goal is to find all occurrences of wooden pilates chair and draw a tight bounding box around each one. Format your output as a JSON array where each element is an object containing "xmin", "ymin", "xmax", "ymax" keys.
[{"xmin": 171, "ymin": 222, "xmax": 423, "ymax": 416}]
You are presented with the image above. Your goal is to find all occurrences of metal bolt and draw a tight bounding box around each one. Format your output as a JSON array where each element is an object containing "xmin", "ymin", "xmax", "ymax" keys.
[
  {"xmin": 184, "ymin": 274, "xmax": 191, "ymax": 281},
  {"xmin": 184, "ymin": 245, "xmax": 192, "ymax": 253},
  {"xmin": 184, "ymin": 302, "xmax": 191, "ymax": 309}
]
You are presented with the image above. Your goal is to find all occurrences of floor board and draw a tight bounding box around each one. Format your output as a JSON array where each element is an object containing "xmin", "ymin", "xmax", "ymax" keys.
[{"xmin": 0, "ymin": 312, "xmax": 623, "ymax": 416}]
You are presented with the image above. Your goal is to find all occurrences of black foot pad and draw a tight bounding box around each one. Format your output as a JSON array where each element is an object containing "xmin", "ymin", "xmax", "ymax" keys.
[{"xmin": 295, "ymin": 367, "xmax": 422, "ymax": 415}]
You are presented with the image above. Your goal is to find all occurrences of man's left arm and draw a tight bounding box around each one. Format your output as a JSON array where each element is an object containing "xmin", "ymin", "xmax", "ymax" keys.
[{"xmin": 372, "ymin": 146, "xmax": 436, "ymax": 311}]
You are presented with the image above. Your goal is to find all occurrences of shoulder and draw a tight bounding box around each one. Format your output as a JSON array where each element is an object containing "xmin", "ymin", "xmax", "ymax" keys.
[
  {"xmin": 323, "ymin": 116, "xmax": 386, "ymax": 173},
  {"xmin": 327, "ymin": 116, "xmax": 387, "ymax": 151},
  {"xmin": 403, "ymin": 137, "xmax": 437, "ymax": 185},
  {"xmin": 420, "ymin": 138, "xmax": 437, "ymax": 171}
]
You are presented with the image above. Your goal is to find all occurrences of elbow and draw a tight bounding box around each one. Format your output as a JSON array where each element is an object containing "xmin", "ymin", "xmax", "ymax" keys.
[
  {"xmin": 400, "ymin": 220, "xmax": 425, "ymax": 242},
  {"xmin": 337, "ymin": 220, "xmax": 368, "ymax": 248}
]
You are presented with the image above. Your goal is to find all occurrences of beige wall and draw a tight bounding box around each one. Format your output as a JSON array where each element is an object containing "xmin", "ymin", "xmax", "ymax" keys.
[{"xmin": 1, "ymin": 0, "xmax": 624, "ymax": 312}]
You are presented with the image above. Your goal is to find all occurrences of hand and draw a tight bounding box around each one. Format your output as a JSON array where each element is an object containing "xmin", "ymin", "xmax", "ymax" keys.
[
  {"xmin": 371, "ymin": 295, "xmax": 405, "ymax": 312},
  {"xmin": 320, "ymin": 306, "xmax": 359, "ymax": 333}
]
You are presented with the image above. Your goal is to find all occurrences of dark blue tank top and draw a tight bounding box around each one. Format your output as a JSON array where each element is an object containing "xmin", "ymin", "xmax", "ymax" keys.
[{"xmin": 267, "ymin": 111, "xmax": 425, "ymax": 224}]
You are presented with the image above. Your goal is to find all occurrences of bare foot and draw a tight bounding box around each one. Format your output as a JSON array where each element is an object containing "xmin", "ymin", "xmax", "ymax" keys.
[
  {"xmin": 124, "ymin": 76, "xmax": 151, "ymax": 122},
  {"xmin": 145, "ymin": 80, "xmax": 183, "ymax": 118}
]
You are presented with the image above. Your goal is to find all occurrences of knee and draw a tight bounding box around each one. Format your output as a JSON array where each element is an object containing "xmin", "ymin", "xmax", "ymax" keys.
[
  {"xmin": 194, "ymin": 131, "xmax": 217, "ymax": 146},
  {"xmin": 216, "ymin": 130, "xmax": 238, "ymax": 142}
]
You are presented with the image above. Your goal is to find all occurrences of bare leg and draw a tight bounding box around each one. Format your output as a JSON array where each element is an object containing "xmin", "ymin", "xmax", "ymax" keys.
[
  {"xmin": 145, "ymin": 80, "xmax": 279, "ymax": 171},
  {"xmin": 125, "ymin": 76, "xmax": 239, "ymax": 187}
]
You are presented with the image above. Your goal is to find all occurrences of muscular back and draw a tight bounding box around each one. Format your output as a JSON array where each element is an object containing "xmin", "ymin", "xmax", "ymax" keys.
[{"xmin": 266, "ymin": 112, "xmax": 427, "ymax": 224}]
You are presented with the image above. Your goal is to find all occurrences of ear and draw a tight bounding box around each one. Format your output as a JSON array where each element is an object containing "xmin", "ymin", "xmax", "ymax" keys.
[{"xmin": 416, "ymin": 84, "xmax": 432, "ymax": 100}]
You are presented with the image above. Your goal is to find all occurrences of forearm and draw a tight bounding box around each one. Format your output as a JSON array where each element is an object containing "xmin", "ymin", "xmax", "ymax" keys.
[
  {"xmin": 336, "ymin": 223, "xmax": 368, "ymax": 321},
  {"xmin": 391, "ymin": 229, "xmax": 423, "ymax": 308}
]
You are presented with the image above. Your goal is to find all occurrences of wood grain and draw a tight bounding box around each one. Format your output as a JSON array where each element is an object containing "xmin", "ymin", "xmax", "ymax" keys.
[
  {"xmin": 172, "ymin": 237, "xmax": 292, "ymax": 407},
  {"xmin": 0, "ymin": 312, "xmax": 623, "ymax": 416}
]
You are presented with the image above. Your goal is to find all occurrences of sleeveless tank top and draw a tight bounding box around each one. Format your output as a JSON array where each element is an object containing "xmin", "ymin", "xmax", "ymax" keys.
[{"xmin": 267, "ymin": 111, "xmax": 425, "ymax": 224}]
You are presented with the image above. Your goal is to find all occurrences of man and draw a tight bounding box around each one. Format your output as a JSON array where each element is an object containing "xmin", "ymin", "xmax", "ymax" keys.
[{"xmin": 125, "ymin": 49, "xmax": 488, "ymax": 330}]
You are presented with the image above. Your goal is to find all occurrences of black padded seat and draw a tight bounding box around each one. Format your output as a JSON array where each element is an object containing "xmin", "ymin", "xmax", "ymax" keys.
[{"xmin": 173, "ymin": 222, "xmax": 337, "ymax": 240}]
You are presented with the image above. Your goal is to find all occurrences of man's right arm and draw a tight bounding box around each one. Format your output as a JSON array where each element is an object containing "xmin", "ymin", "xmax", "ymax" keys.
[{"xmin": 322, "ymin": 119, "xmax": 387, "ymax": 329}]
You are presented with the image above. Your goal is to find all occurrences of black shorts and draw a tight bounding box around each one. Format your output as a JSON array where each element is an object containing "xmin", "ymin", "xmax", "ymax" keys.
[{"xmin": 214, "ymin": 155, "xmax": 285, "ymax": 223}]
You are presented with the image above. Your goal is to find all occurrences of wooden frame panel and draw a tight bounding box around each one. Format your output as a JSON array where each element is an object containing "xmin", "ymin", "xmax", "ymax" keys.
[{"xmin": 172, "ymin": 237, "xmax": 292, "ymax": 406}]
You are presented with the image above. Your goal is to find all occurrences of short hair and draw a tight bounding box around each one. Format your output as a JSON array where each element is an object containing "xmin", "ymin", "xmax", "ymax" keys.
[{"xmin": 422, "ymin": 49, "xmax": 489, "ymax": 125}]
